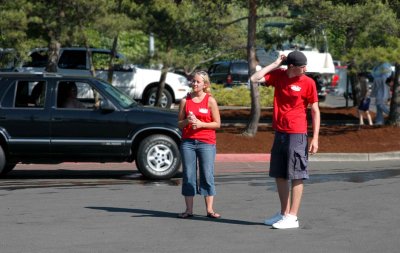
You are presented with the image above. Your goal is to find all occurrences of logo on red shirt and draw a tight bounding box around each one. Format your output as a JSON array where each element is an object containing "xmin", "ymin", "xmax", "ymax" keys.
[{"xmin": 290, "ymin": 85, "xmax": 301, "ymax": 91}]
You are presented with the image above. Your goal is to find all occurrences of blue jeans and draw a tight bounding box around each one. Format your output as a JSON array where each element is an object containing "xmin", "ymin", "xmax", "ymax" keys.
[
  {"xmin": 375, "ymin": 103, "xmax": 389, "ymax": 125},
  {"xmin": 180, "ymin": 139, "xmax": 216, "ymax": 196}
]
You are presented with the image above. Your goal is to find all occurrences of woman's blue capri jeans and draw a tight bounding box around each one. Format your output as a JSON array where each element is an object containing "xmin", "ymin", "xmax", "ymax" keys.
[{"xmin": 180, "ymin": 139, "xmax": 216, "ymax": 196}]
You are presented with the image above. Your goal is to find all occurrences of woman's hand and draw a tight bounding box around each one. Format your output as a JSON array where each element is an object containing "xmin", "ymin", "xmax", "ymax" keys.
[{"xmin": 187, "ymin": 111, "xmax": 198, "ymax": 129}]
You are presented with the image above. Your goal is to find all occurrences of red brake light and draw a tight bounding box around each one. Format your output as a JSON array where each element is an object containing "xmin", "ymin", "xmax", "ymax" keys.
[{"xmin": 331, "ymin": 74, "xmax": 339, "ymax": 87}]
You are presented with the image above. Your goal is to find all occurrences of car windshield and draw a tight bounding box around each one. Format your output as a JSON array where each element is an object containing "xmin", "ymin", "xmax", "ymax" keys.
[{"xmin": 94, "ymin": 79, "xmax": 137, "ymax": 108}]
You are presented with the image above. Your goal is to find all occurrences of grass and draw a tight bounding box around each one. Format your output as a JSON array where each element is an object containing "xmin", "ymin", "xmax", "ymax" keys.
[{"xmin": 211, "ymin": 84, "xmax": 274, "ymax": 107}]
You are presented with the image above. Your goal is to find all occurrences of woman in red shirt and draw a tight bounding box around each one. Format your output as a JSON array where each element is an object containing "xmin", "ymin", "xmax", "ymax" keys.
[{"xmin": 177, "ymin": 71, "xmax": 221, "ymax": 219}]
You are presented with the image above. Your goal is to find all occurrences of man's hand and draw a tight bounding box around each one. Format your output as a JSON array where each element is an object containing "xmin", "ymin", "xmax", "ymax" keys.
[
  {"xmin": 309, "ymin": 138, "xmax": 319, "ymax": 155},
  {"xmin": 276, "ymin": 51, "xmax": 286, "ymax": 66}
]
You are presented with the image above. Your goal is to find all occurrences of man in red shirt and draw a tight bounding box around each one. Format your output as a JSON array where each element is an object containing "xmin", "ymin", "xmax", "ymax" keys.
[{"xmin": 250, "ymin": 51, "xmax": 320, "ymax": 229}]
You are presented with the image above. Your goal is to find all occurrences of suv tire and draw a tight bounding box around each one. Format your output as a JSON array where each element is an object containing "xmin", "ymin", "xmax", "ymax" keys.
[
  {"xmin": 145, "ymin": 87, "xmax": 172, "ymax": 108},
  {"xmin": 1, "ymin": 163, "xmax": 16, "ymax": 175},
  {"xmin": 136, "ymin": 134, "xmax": 181, "ymax": 179},
  {"xmin": 0, "ymin": 146, "xmax": 5, "ymax": 173},
  {"xmin": 0, "ymin": 146, "xmax": 16, "ymax": 175}
]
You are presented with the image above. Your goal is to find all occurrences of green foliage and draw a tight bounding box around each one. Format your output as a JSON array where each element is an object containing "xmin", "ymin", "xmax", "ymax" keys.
[
  {"xmin": 0, "ymin": 0, "xmax": 37, "ymax": 61},
  {"xmin": 284, "ymin": 0, "xmax": 399, "ymax": 62},
  {"xmin": 211, "ymin": 85, "xmax": 274, "ymax": 107},
  {"xmin": 118, "ymin": 31, "xmax": 149, "ymax": 63},
  {"xmin": 137, "ymin": 0, "xmax": 249, "ymax": 70},
  {"xmin": 1, "ymin": 0, "xmax": 400, "ymax": 76},
  {"xmin": 345, "ymin": 36, "xmax": 400, "ymax": 72}
]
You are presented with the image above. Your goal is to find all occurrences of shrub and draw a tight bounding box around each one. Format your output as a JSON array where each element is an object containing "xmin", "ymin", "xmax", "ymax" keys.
[{"xmin": 211, "ymin": 84, "xmax": 274, "ymax": 107}]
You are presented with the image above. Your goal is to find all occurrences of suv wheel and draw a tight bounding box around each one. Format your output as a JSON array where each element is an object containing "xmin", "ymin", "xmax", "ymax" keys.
[
  {"xmin": 0, "ymin": 146, "xmax": 16, "ymax": 175},
  {"xmin": 136, "ymin": 134, "xmax": 181, "ymax": 179},
  {"xmin": 145, "ymin": 87, "xmax": 172, "ymax": 108}
]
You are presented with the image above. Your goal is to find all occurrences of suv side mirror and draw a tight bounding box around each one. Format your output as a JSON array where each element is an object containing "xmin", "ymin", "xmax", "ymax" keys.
[{"xmin": 99, "ymin": 99, "xmax": 115, "ymax": 112}]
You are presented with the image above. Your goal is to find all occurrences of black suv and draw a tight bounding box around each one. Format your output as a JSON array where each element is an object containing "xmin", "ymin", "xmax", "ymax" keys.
[
  {"xmin": 208, "ymin": 60, "xmax": 249, "ymax": 87},
  {"xmin": 0, "ymin": 72, "xmax": 182, "ymax": 179}
]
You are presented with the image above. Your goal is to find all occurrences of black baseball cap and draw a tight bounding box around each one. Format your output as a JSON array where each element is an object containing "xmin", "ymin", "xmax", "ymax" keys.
[{"xmin": 285, "ymin": 51, "xmax": 307, "ymax": 66}]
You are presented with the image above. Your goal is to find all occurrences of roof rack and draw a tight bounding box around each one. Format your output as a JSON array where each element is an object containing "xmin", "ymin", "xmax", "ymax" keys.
[{"xmin": 43, "ymin": 72, "xmax": 63, "ymax": 78}]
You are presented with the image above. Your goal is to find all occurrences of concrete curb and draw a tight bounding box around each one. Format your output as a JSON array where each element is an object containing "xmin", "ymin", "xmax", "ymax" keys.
[
  {"xmin": 216, "ymin": 153, "xmax": 271, "ymax": 162},
  {"xmin": 309, "ymin": 151, "xmax": 400, "ymax": 161},
  {"xmin": 216, "ymin": 151, "xmax": 400, "ymax": 162}
]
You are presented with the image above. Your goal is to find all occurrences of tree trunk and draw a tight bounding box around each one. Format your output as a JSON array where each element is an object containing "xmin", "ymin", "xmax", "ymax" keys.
[
  {"xmin": 350, "ymin": 73, "xmax": 360, "ymax": 107},
  {"xmin": 347, "ymin": 60, "xmax": 360, "ymax": 106},
  {"xmin": 155, "ymin": 67, "xmax": 168, "ymax": 107},
  {"xmin": 107, "ymin": 0, "xmax": 122, "ymax": 83},
  {"xmin": 243, "ymin": 0, "xmax": 260, "ymax": 137},
  {"xmin": 45, "ymin": 1, "xmax": 64, "ymax": 73},
  {"xmin": 388, "ymin": 62, "xmax": 400, "ymax": 126},
  {"xmin": 86, "ymin": 47, "xmax": 95, "ymax": 77},
  {"xmin": 107, "ymin": 35, "xmax": 119, "ymax": 83},
  {"xmin": 45, "ymin": 40, "xmax": 60, "ymax": 73},
  {"xmin": 155, "ymin": 38, "xmax": 172, "ymax": 107}
]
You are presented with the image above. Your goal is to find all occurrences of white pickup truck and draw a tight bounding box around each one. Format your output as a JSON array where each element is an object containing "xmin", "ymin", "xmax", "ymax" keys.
[{"xmin": 16, "ymin": 47, "xmax": 190, "ymax": 108}]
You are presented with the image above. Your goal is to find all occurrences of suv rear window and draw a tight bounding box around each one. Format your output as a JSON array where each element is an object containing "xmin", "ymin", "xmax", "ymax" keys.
[
  {"xmin": 231, "ymin": 62, "xmax": 248, "ymax": 74},
  {"xmin": 211, "ymin": 62, "xmax": 229, "ymax": 74},
  {"xmin": 1, "ymin": 80, "xmax": 47, "ymax": 108},
  {"xmin": 58, "ymin": 50, "xmax": 87, "ymax": 69},
  {"xmin": 23, "ymin": 51, "xmax": 48, "ymax": 67}
]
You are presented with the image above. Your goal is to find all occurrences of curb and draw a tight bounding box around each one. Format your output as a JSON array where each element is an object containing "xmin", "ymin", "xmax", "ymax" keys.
[
  {"xmin": 216, "ymin": 151, "xmax": 400, "ymax": 162},
  {"xmin": 216, "ymin": 153, "xmax": 271, "ymax": 162},
  {"xmin": 310, "ymin": 151, "xmax": 400, "ymax": 162}
]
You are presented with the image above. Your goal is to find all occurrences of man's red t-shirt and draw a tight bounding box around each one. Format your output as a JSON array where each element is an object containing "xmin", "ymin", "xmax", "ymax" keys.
[{"xmin": 264, "ymin": 68, "xmax": 318, "ymax": 134}]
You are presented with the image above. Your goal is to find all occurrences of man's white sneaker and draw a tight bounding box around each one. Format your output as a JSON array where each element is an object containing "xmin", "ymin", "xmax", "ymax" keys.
[
  {"xmin": 264, "ymin": 212, "xmax": 283, "ymax": 226},
  {"xmin": 272, "ymin": 214, "xmax": 299, "ymax": 229}
]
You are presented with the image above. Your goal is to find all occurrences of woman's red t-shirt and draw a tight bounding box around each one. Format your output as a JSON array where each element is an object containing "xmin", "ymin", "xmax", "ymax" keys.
[{"xmin": 182, "ymin": 93, "xmax": 216, "ymax": 144}]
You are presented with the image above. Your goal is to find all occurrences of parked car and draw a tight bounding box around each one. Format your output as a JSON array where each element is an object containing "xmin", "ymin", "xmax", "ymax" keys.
[
  {"xmin": 0, "ymin": 72, "xmax": 182, "ymax": 179},
  {"xmin": 15, "ymin": 47, "xmax": 190, "ymax": 108},
  {"xmin": 331, "ymin": 65, "xmax": 348, "ymax": 96},
  {"xmin": 306, "ymin": 73, "xmax": 328, "ymax": 102},
  {"xmin": 208, "ymin": 60, "xmax": 249, "ymax": 87}
]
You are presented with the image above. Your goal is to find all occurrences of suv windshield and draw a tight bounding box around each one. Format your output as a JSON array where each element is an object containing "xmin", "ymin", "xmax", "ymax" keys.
[{"xmin": 95, "ymin": 79, "xmax": 137, "ymax": 108}]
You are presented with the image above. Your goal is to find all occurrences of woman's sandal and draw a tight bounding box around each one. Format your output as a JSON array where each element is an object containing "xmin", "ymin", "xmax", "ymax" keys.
[
  {"xmin": 206, "ymin": 212, "xmax": 221, "ymax": 219},
  {"xmin": 177, "ymin": 212, "xmax": 193, "ymax": 219}
]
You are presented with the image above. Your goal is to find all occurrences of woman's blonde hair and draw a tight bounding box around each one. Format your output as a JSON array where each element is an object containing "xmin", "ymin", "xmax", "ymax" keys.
[{"xmin": 194, "ymin": 70, "xmax": 211, "ymax": 94}]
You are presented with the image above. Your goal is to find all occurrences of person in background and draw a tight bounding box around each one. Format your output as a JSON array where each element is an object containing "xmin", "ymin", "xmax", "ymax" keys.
[
  {"xmin": 357, "ymin": 73, "xmax": 373, "ymax": 126},
  {"xmin": 177, "ymin": 71, "xmax": 221, "ymax": 219},
  {"xmin": 371, "ymin": 77, "xmax": 390, "ymax": 125},
  {"xmin": 250, "ymin": 51, "xmax": 320, "ymax": 229}
]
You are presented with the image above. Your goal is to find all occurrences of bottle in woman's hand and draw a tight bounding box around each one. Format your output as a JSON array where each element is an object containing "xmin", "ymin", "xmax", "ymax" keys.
[{"xmin": 188, "ymin": 111, "xmax": 197, "ymax": 129}]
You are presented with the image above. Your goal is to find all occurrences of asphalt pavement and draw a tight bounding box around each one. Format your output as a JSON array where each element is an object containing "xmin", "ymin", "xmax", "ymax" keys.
[
  {"xmin": 1, "ymin": 94, "xmax": 399, "ymax": 253},
  {"xmin": 2, "ymin": 160, "xmax": 400, "ymax": 253}
]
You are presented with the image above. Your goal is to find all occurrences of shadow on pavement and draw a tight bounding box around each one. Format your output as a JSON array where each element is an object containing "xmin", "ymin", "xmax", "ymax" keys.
[
  {"xmin": 86, "ymin": 206, "xmax": 262, "ymax": 226},
  {"xmin": 2, "ymin": 170, "xmax": 136, "ymax": 179},
  {"xmin": 309, "ymin": 168, "xmax": 400, "ymax": 184}
]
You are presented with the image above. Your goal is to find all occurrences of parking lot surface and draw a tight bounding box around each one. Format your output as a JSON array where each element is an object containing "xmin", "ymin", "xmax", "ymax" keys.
[{"xmin": 1, "ymin": 160, "xmax": 400, "ymax": 253}]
